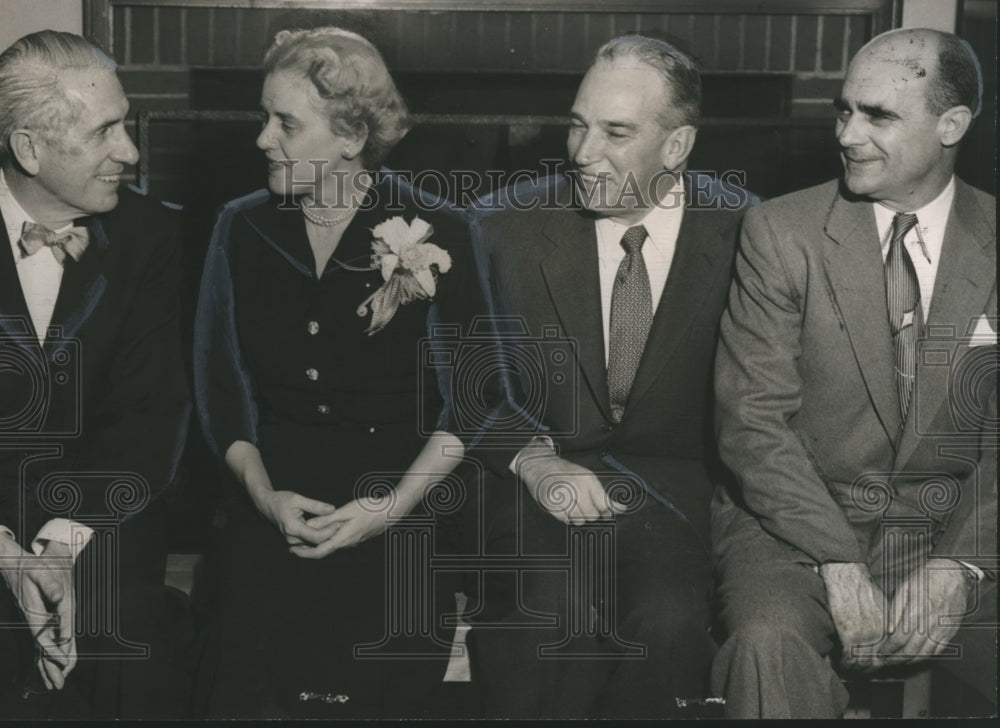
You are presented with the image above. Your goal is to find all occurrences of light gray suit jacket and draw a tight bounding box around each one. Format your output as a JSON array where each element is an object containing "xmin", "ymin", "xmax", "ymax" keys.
[{"xmin": 714, "ymin": 177, "xmax": 996, "ymax": 574}]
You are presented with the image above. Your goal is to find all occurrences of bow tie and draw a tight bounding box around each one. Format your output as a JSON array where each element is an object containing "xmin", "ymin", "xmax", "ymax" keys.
[{"xmin": 18, "ymin": 221, "xmax": 90, "ymax": 264}]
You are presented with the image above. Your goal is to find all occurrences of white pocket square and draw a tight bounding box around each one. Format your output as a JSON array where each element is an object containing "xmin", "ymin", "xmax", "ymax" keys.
[{"xmin": 968, "ymin": 315, "xmax": 998, "ymax": 346}]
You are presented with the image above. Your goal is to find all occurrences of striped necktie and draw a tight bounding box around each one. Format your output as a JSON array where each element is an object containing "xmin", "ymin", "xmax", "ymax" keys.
[{"xmin": 886, "ymin": 212, "xmax": 921, "ymax": 423}]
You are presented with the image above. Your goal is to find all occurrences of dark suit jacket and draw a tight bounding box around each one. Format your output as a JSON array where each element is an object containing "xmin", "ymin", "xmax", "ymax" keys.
[
  {"xmin": 475, "ymin": 177, "xmax": 746, "ymax": 532},
  {"xmin": 0, "ymin": 188, "xmax": 189, "ymax": 543},
  {"xmin": 715, "ymin": 178, "xmax": 997, "ymax": 573}
]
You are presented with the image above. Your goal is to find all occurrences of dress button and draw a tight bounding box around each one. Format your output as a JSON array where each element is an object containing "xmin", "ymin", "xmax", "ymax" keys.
[
  {"xmin": 306, "ymin": 368, "xmax": 319, "ymax": 381},
  {"xmin": 317, "ymin": 405, "xmax": 330, "ymax": 415},
  {"xmin": 307, "ymin": 321, "xmax": 319, "ymax": 335},
  {"xmin": 368, "ymin": 426, "xmax": 376, "ymax": 434}
]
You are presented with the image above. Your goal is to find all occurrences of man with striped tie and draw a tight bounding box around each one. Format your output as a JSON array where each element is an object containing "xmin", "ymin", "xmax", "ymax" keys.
[
  {"xmin": 464, "ymin": 34, "xmax": 750, "ymax": 718},
  {"xmin": 711, "ymin": 27, "xmax": 996, "ymax": 718}
]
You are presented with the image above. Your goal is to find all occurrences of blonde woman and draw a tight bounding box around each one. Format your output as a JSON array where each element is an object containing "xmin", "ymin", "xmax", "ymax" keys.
[{"xmin": 193, "ymin": 27, "xmax": 484, "ymax": 718}]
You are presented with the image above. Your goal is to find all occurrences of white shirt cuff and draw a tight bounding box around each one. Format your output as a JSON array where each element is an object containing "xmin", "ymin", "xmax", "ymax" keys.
[
  {"xmin": 956, "ymin": 560, "xmax": 986, "ymax": 582},
  {"xmin": 508, "ymin": 435, "xmax": 556, "ymax": 474},
  {"xmin": 31, "ymin": 519, "xmax": 94, "ymax": 560}
]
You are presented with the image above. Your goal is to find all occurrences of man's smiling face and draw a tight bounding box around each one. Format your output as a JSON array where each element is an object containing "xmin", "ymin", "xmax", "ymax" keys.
[
  {"xmin": 566, "ymin": 62, "xmax": 677, "ymax": 224},
  {"xmin": 834, "ymin": 34, "xmax": 951, "ymax": 211},
  {"xmin": 31, "ymin": 68, "xmax": 138, "ymax": 222}
]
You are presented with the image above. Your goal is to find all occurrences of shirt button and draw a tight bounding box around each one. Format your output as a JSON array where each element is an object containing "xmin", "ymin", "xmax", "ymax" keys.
[
  {"xmin": 307, "ymin": 321, "xmax": 319, "ymax": 335},
  {"xmin": 317, "ymin": 405, "xmax": 330, "ymax": 415},
  {"xmin": 368, "ymin": 426, "xmax": 376, "ymax": 434},
  {"xmin": 306, "ymin": 368, "xmax": 319, "ymax": 381}
]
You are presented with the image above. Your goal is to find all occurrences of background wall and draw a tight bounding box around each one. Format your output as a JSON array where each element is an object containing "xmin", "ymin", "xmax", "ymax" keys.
[
  {"xmin": 901, "ymin": 0, "xmax": 958, "ymax": 29},
  {"xmin": 103, "ymin": 2, "xmax": 898, "ymax": 208},
  {"xmin": 0, "ymin": 0, "xmax": 82, "ymax": 49}
]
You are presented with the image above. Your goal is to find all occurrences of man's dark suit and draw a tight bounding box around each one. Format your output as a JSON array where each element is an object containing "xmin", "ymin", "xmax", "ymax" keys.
[
  {"xmin": 0, "ymin": 188, "xmax": 190, "ymax": 718},
  {"xmin": 462, "ymin": 176, "xmax": 745, "ymax": 718},
  {"xmin": 712, "ymin": 178, "xmax": 997, "ymax": 717}
]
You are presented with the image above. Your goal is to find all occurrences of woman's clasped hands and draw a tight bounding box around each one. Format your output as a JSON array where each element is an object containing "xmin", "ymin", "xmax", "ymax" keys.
[{"xmin": 258, "ymin": 487, "xmax": 423, "ymax": 559}]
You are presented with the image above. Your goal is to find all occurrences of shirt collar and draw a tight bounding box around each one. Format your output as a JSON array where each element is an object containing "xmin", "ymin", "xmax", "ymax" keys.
[
  {"xmin": 595, "ymin": 178, "xmax": 685, "ymax": 256},
  {"xmin": 0, "ymin": 167, "xmax": 78, "ymax": 257},
  {"xmin": 0, "ymin": 167, "xmax": 36, "ymax": 255},
  {"xmin": 873, "ymin": 175, "xmax": 955, "ymax": 263}
]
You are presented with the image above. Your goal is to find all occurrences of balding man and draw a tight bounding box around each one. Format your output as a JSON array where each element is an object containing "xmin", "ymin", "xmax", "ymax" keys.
[{"xmin": 711, "ymin": 28, "xmax": 996, "ymax": 718}]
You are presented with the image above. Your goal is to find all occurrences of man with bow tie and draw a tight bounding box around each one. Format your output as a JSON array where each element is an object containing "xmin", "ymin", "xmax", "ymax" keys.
[
  {"xmin": 711, "ymin": 28, "xmax": 996, "ymax": 718},
  {"xmin": 0, "ymin": 30, "xmax": 189, "ymax": 718}
]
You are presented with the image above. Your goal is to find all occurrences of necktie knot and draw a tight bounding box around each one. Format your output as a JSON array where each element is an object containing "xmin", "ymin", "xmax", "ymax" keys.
[
  {"xmin": 18, "ymin": 221, "xmax": 90, "ymax": 264},
  {"xmin": 891, "ymin": 212, "xmax": 918, "ymax": 241},
  {"xmin": 620, "ymin": 225, "xmax": 647, "ymax": 256}
]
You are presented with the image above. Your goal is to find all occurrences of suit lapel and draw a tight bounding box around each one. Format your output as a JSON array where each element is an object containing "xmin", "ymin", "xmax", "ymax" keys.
[
  {"xmin": 895, "ymin": 179, "xmax": 996, "ymax": 466},
  {"xmin": 0, "ymin": 210, "xmax": 35, "ymax": 339},
  {"xmin": 626, "ymin": 205, "xmax": 731, "ymax": 409},
  {"xmin": 47, "ymin": 216, "xmax": 109, "ymax": 353},
  {"xmin": 823, "ymin": 188, "xmax": 902, "ymax": 445},
  {"xmin": 539, "ymin": 210, "xmax": 612, "ymax": 421}
]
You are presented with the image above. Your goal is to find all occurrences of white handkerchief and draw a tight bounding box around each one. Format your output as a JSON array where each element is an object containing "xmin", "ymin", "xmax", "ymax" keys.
[{"xmin": 968, "ymin": 314, "xmax": 998, "ymax": 347}]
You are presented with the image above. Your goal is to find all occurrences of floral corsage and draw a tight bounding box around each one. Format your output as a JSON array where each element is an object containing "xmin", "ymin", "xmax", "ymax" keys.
[{"xmin": 357, "ymin": 216, "xmax": 452, "ymax": 335}]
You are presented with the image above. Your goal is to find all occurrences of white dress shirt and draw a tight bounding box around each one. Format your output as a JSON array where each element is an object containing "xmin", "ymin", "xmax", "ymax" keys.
[
  {"xmin": 873, "ymin": 175, "xmax": 955, "ymax": 323},
  {"xmin": 0, "ymin": 168, "xmax": 65, "ymax": 342},
  {"xmin": 873, "ymin": 176, "xmax": 982, "ymax": 581},
  {"xmin": 510, "ymin": 183, "xmax": 686, "ymax": 473},
  {"xmin": 594, "ymin": 183, "xmax": 686, "ymax": 364},
  {"xmin": 0, "ymin": 168, "xmax": 94, "ymax": 558}
]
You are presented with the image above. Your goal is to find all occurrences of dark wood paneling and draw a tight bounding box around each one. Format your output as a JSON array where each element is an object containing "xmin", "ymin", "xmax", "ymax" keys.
[
  {"xmin": 718, "ymin": 15, "xmax": 743, "ymax": 69},
  {"xmin": 183, "ymin": 7, "xmax": 212, "ymax": 65},
  {"xmin": 768, "ymin": 14, "xmax": 793, "ymax": 71},
  {"xmin": 532, "ymin": 12, "xmax": 562, "ymax": 70},
  {"xmin": 212, "ymin": 7, "xmax": 240, "ymax": 66},
  {"xmin": 158, "ymin": 7, "xmax": 183, "ymax": 64},
  {"xmin": 821, "ymin": 15, "xmax": 846, "ymax": 71},
  {"xmin": 690, "ymin": 14, "xmax": 715, "ymax": 68},
  {"xmin": 743, "ymin": 15, "xmax": 768, "ymax": 70},
  {"xmin": 129, "ymin": 6, "xmax": 156, "ymax": 63},
  {"xmin": 794, "ymin": 15, "xmax": 819, "ymax": 71}
]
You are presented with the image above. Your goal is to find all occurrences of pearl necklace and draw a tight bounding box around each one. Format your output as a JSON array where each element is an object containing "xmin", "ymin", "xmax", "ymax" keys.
[{"xmin": 300, "ymin": 196, "xmax": 359, "ymax": 227}]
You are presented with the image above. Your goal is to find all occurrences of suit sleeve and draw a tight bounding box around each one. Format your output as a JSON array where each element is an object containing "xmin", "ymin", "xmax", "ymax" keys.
[
  {"xmin": 421, "ymin": 208, "xmax": 513, "ymax": 458},
  {"xmin": 192, "ymin": 205, "xmax": 259, "ymax": 459},
  {"xmin": 462, "ymin": 213, "xmax": 549, "ymax": 477},
  {"xmin": 715, "ymin": 205, "xmax": 865, "ymax": 564},
  {"xmin": 72, "ymin": 207, "xmax": 190, "ymax": 515}
]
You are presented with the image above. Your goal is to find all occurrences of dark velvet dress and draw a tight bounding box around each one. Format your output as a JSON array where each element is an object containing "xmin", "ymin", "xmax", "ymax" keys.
[{"xmin": 191, "ymin": 173, "xmax": 484, "ymax": 718}]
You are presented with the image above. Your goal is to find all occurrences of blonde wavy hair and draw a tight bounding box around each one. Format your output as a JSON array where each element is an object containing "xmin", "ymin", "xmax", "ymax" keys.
[{"xmin": 263, "ymin": 27, "xmax": 410, "ymax": 167}]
